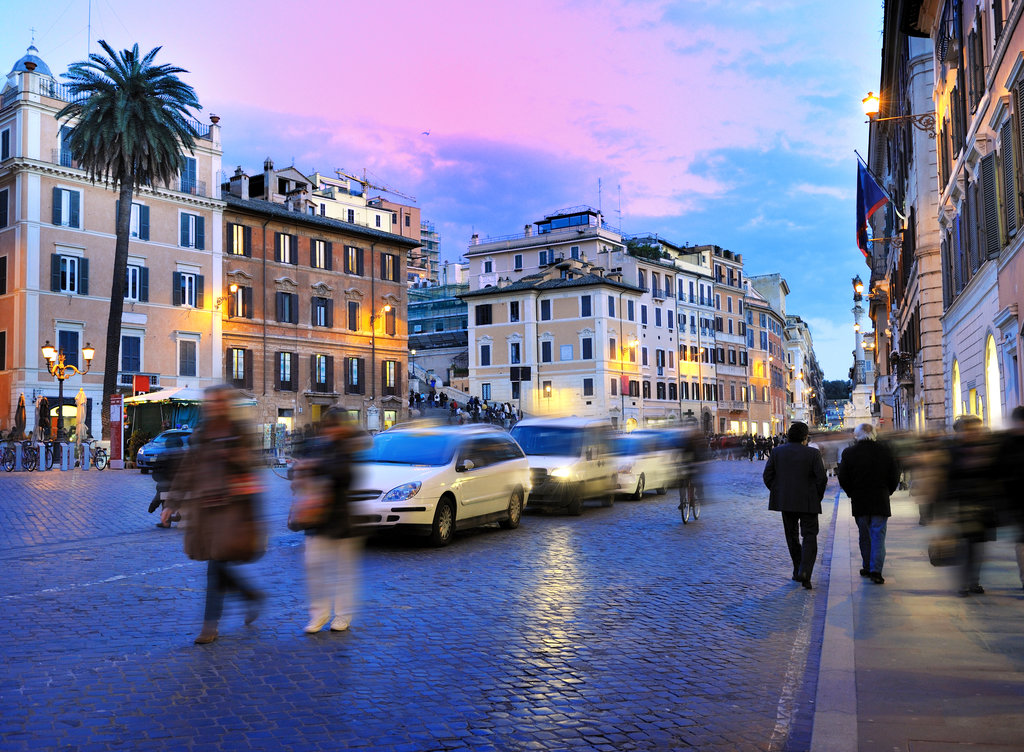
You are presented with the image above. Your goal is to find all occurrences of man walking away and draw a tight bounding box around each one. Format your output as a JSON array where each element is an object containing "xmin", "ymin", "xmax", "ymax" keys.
[
  {"xmin": 763, "ymin": 422, "xmax": 827, "ymax": 589},
  {"xmin": 838, "ymin": 423, "xmax": 900, "ymax": 584},
  {"xmin": 997, "ymin": 406, "xmax": 1024, "ymax": 590}
]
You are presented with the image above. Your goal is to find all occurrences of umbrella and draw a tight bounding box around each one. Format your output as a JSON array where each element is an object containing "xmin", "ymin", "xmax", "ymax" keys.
[
  {"xmin": 36, "ymin": 396, "xmax": 50, "ymax": 440},
  {"xmin": 14, "ymin": 393, "xmax": 26, "ymax": 440},
  {"xmin": 75, "ymin": 388, "xmax": 87, "ymax": 442}
]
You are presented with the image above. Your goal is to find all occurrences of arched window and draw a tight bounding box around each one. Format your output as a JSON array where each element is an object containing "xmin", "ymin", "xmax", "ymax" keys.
[
  {"xmin": 951, "ymin": 360, "xmax": 962, "ymax": 418},
  {"xmin": 985, "ymin": 335, "xmax": 1002, "ymax": 428}
]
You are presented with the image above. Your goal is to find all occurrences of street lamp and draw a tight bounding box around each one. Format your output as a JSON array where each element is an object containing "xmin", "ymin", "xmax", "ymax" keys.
[
  {"xmin": 41, "ymin": 340, "xmax": 94, "ymax": 440},
  {"xmin": 862, "ymin": 91, "xmax": 936, "ymax": 138},
  {"xmin": 852, "ymin": 275, "xmax": 864, "ymax": 302}
]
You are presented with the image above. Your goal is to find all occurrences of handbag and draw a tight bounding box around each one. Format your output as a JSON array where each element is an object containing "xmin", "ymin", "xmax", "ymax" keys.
[
  {"xmin": 927, "ymin": 533, "xmax": 960, "ymax": 567},
  {"xmin": 287, "ymin": 466, "xmax": 332, "ymax": 532}
]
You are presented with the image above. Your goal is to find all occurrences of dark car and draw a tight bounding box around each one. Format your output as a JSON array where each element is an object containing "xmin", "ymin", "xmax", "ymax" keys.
[{"xmin": 136, "ymin": 430, "xmax": 192, "ymax": 473}]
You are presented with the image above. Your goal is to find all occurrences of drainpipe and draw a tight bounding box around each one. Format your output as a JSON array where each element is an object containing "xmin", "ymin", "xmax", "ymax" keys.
[{"xmin": 261, "ymin": 217, "xmax": 271, "ymax": 396}]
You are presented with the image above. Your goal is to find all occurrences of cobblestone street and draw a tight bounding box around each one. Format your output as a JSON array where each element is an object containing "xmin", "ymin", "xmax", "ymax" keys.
[{"xmin": 0, "ymin": 461, "xmax": 837, "ymax": 751}]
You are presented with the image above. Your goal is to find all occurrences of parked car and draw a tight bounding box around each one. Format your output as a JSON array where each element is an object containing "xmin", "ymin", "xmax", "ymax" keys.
[
  {"xmin": 349, "ymin": 425, "xmax": 531, "ymax": 546},
  {"xmin": 610, "ymin": 431, "xmax": 675, "ymax": 499},
  {"xmin": 136, "ymin": 430, "xmax": 192, "ymax": 473},
  {"xmin": 509, "ymin": 417, "xmax": 617, "ymax": 514}
]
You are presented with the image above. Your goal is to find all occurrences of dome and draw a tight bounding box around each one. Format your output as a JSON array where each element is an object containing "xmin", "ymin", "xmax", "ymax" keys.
[{"xmin": 10, "ymin": 45, "xmax": 52, "ymax": 77}]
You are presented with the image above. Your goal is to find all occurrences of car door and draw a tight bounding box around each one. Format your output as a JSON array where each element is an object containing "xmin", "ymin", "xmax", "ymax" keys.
[
  {"xmin": 483, "ymin": 436, "xmax": 521, "ymax": 513},
  {"xmin": 452, "ymin": 437, "xmax": 494, "ymax": 519}
]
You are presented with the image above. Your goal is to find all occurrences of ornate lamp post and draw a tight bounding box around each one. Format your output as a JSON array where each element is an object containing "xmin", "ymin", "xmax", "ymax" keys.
[
  {"xmin": 862, "ymin": 91, "xmax": 936, "ymax": 138},
  {"xmin": 41, "ymin": 340, "xmax": 94, "ymax": 440}
]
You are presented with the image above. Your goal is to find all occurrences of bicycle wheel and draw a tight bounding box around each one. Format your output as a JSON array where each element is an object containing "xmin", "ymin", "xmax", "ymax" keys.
[
  {"xmin": 44, "ymin": 445, "xmax": 54, "ymax": 470},
  {"xmin": 2, "ymin": 448, "xmax": 15, "ymax": 472},
  {"xmin": 23, "ymin": 446, "xmax": 38, "ymax": 472},
  {"xmin": 691, "ymin": 489, "xmax": 701, "ymax": 521},
  {"xmin": 270, "ymin": 458, "xmax": 293, "ymax": 480},
  {"xmin": 681, "ymin": 486, "xmax": 692, "ymax": 524},
  {"xmin": 94, "ymin": 449, "xmax": 108, "ymax": 470}
]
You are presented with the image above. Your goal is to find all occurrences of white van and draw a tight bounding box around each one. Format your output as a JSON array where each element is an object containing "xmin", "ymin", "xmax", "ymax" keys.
[{"xmin": 509, "ymin": 417, "xmax": 617, "ymax": 514}]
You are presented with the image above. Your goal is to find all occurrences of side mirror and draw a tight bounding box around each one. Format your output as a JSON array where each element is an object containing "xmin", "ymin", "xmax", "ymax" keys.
[{"xmin": 456, "ymin": 458, "xmax": 475, "ymax": 472}]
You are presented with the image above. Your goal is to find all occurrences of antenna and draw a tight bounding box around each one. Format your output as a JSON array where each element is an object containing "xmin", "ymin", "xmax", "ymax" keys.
[
  {"xmin": 87, "ymin": 0, "xmax": 91, "ymax": 56},
  {"xmin": 616, "ymin": 184, "xmax": 622, "ymax": 231},
  {"xmin": 598, "ymin": 178, "xmax": 602, "ymax": 213}
]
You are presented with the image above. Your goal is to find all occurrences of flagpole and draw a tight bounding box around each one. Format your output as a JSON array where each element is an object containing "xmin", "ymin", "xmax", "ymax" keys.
[{"xmin": 855, "ymin": 150, "xmax": 907, "ymax": 221}]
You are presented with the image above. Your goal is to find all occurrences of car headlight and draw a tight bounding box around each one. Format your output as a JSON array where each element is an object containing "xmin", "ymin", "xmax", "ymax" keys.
[
  {"xmin": 550, "ymin": 466, "xmax": 572, "ymax": 479},
  {"xmin": 382, "ymin": 482, "xmax": 422, "ymax": 503}
]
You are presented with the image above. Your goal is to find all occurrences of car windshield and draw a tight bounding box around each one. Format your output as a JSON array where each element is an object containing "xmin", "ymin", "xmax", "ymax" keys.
[
  {"xmin": 152, "ymin": 434, "xmax": 179, "ymax": 446},
  {"xmin": 510, "ymin": 426, "xmax": 583, "ymax": 457},
  {"xmin": 356, "ymin": 431, "xmax": 458, "ymax": 466}
]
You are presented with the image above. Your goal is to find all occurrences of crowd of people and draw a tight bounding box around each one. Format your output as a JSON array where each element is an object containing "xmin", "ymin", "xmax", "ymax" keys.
[{"xmin": 408, "ymin": 390, "xmax": 523, "ymax": 427}]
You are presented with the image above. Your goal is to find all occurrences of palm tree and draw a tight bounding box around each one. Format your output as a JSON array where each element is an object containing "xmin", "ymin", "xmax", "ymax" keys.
[{"xmin": 57, "ymin": 41, "xmax": 200, "ymax": 440}]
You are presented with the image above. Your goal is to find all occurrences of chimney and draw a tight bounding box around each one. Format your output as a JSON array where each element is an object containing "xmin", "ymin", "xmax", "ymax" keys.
[
  {"xmin": 263, "ymin": 157, "xmax": 274, "ymax": 200},
  {"xmin": 524, "ymin": 224, "xmax": 533, "ymax": 237},
  {"xmin": 229, "ymin": 166, "xmax": 249, "ymax": 198},
  {"xmin": 471, "ymin": 233, "xmax": 479, "ymax": 246}
]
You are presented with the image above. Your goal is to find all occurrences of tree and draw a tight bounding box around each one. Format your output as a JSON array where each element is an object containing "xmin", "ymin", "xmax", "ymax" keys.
[
  {"xmin": 823, "ymin": 379, "xmax": 852, "ymax": 401},
  {"xmin": 57, "ymin": 41, "xmax": 200, "ymax": 440}
]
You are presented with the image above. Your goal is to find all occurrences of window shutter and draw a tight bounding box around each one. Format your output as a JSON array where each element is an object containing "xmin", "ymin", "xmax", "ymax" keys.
[
  {"xmin": 981, "ymin": 152, "xmax": 1000, "ymax": 256},
  {"xmin": 290, "ymin": 235, "xmax": 298, "ymax": 265},
  {"xmin": 196, "ymin": 275, "xmax": 205, "ymax": 309},
  {"xmin": 357, "ymin": 248, "xmax": 364, "ymax": 276},
  {"xmin": 309, "ymin": 239, "xmax": 316, "ymax": 268},
  {"xmin": 275, "ymin": 291, "xmax": 284, "ymax": 321},
  {"xmin": 67, "ymin": 191, "xmax": 79, "ymax": 228},
  {"xmin": 173, "ymin": 271, "xmax": 182, "ymax": 306},
  {"xmin": 78, "ymin": 257, "xmax": 89, "ymax": 296},
  {"xmin": 140, "ymin": 266, "xmax": 149, "ymax": 302},
  {"xmin": 290, "ymin": 293, "xmax": 298, "ymax": 324},
  {"xmin": 243, "ymin": 286, "xmax": 253, "ymax": 318},
  {"xmin": 357, "ymin": 358, "xmax": 365, "ymax": 394},
  {"xmin": 244, "ymin": 350, "xmax": 253, "ymax": 390},
  {"xmin": 396, "ymin": 367, "xmax": 402, "ymax": 396},
  {"xmin": 325, "ymin": 241, "xmax": 333, "ymax": 270},
  {"xmin": 274, "ymin": 233, "xmax": 282, "ymax": 262},
  {"xmin": 326, "ymin": 299, "xmax": 334, "ymax": 328},
  {"xmin": 382, "ymin": 360, "xmax": 388, "ymax": 394},
  {"xmin": 52, "ymin": 187, "xmax": 62, "ymax": 225},
  {"xmin": 311, "ymin": 297, "xmax": 317, "ymax": 325},
  {"xmin": 310, "ymin": 354, "xmax": 318, "ymax": 388},
  {"xmin": 140, "ymin": 205, "xmax": 150, "ymax": 241},
  {"xmin": 289, "ymin": 353, "xmax": 297, "ymax": 390},
  {"xmin": 1001, "ymin": 120, "xmax": 1017, "ymax": 237},
  {"xmin": 243, "ymin": 225, "xmax": 252, "ymax": 257},
  {"xmin": 953, "ymin": 215, "xmax": 963, "ymax": 293},
  {"xmin": 50, "ymin": 254, "xmax": 61, "ymax": 292},
  {"xmin": 274, "ymin": 352, "xmax": 281, "ymax": 390},
  {"xmin": 179, "ymin": 213, "xmax": 188, "ymax": 247},
  {"xmin": 326, "ymin": 356, "xmax": 334, "ymax": 393},
  {"xmin": 196, "ymin": 216, "xmax": 205, "ymax": 250}
]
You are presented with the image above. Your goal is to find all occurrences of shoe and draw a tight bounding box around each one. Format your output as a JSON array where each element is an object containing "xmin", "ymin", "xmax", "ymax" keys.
[
  {"xmin": 869, "ymin": 572, "xmax": 885, "ymax": 584},
  {"xmin": 148, "ymin": 497, "xmax": 162, "ymax": 514},
  {"xmin": 170, "ymin": 512, "xmax": 181, "ymax": 522},
  {"xmin": 155, "ymin": 522, "xmax": 171, "ymax": 528},
  {"xmin": 859, "ymin": 568, "xmax": 870, "ymax": 577},
  {"xmin": 792, "ymin": 567, "xmax": 802, "ymax": 582},
  {"xmin": 330, "ymin": 618, "xmax": 350, "ymax": 632},
  {"xmin": 194, "ymin": 624, "xmax": 218, "ymax": 644},
  {"xmin": 304, "ymin": 615, "xmax": 330, "ymax": 634},
  {"xmin": 245, "ymin": 592, "xmax": 265, "ymax": 625},
  {"xmin": 801, "ymin": 578, "xmax": 813, "ymax": 590},
  {"xmin": 968, "ymin": 584, "xmax": 985, "ymax": 594}
]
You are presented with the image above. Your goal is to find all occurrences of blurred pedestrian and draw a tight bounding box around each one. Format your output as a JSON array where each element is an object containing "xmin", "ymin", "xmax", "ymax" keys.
[
  {"xmin": 763, "ymin": 421, "xmax": 827, "ymax": 589},
  {"xmin": 167, "ymin": 385, "xmax": 266, "ymax": 644},
  {"xmin": 299, "ymin": 408, "xmax": 361, "ymax": 633},
  {"xmin": 996, "ymin": 406, "xmax": 1024, "ymax": 590},
  {"xmin": 838, "ymin": 424, "xmax": 900, "ymax": 584}
]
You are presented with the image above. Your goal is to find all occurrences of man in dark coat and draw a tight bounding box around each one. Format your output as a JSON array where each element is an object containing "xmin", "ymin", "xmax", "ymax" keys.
[
  {"xmin": 763, "ymin": 421, "xmax": 828, "ymax": 589},
  {"xmin": 838, "ymin": 423, "xmax": 901, "ymax": 584}
]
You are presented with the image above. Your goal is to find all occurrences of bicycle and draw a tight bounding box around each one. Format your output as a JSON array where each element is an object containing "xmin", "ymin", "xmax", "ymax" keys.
[
  {"xmin": 678, "ymin": 477, "xmax": 702, "ymax": 524},
  {"xmin": 81, "ymin": 439, "xmax": 108, "ymax": 470},
  {"xmin": 2, "ymin": 440, "xmax": 38, "ymax": 472}
]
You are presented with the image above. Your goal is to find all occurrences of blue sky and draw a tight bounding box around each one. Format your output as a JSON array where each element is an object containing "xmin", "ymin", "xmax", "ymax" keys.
[{"xmin": 2, "ymin": 0, "xmax": 884, "ymax": 379}]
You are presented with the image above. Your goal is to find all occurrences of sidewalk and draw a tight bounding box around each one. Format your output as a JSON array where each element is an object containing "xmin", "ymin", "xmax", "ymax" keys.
[{"xmin": 813, "ymin": 489, "xmax": 1024, "ymax": 751}]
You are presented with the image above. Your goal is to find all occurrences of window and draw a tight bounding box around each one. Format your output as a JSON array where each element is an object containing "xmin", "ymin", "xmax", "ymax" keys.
[
  {"xmin": 308, "ymin": 354, "xmax": 332, "ymax": 392},
  {"xmin": 609, "ymin": 337, "xmax": 617, "ymax": 359},
  {"xmin": 58, "ymin": 330, "xmax": 80, "ymax": 369},
  {"xmin": 115, "ymin": 201, "xmax": 150, "ymax": 240},
  {"xmin": 638, "ymin": 269, "xmax": 646, "ymax": 289},
  {"xmin": 275, "ymin": 291, "xmax": 298, "ymax": 323},
  {"xmin": 59, "ymin": 125, "xmax": 74, "ymax": 166},
  {"xmin": 643, "ymin": 381, "xmax": 651, "ymax": 399},
  {"xmin": 382, "ymin": 360, "xmax": 399, "ymax": 396},
  {"xmin": 121, "ymin": 334, "xmax": 142, "ymax": 373},
  {"xmin": 227, "ymin": 348, "xmax": 251, "ymax": 388},
  {"xmin": 381, "ymin": 252, "xmax": 399, "ymax": 282},
  {"xmin": 582, "ymin": 337, "xmax": 593, "ymax": 360},
  {"xmin": 641, "ymin": 305, "xmax": 648, "ymax": 325},
  {"xmin": 581, "ymin": 295, "xmax": 592, "ymax": 317},
  {"xmin": 344, "ymin": 356, "xmax": 363, "ymax": 394},
  {"xmin": 405, "ymin": 215, "xmax": 410, "ymax": 227},
  {"xmin": 540, "ymin": 299, "xmax": 551, "ymax": 321},
  {"xmin": 52, "ymin": 187, "xmax": 81, "ymax": 228},
  {"xmin": 50, "ymin": 254, "xmax": 88, "ymax": 295},
  {"xmin": 179, "ymin": 212, "xmax": 205, "ymax": 249},
  {"xmin": 570, "ymin": 245, "xmax": 580, "ymax": 259},
  {"xmin": 511, "ymin": 381, "xmax": 521, "ymax": 400},
  {"xmin": 539, "ymin": 250, "xmax": 550, "ymax": 266},
  {"xmin": 510, "ymin": 342, "xmax": 521, "ymax": 364},
  {"xmin": 510, "ymin": 301, "xmax": 520, "ymax": 322},
  {"xmin": 627, "ymin": 300, "xmax": 635, "ymax": 321},
  {"xmin": 642, "ymin": 347, "xmax": 649, "ymax": 366},
  {"xmin": 0, "ymin": 256, "xmax": 6, "ymax": 294},
  {"xmin": 347, "ymin": 209, "xmax": 356, "ymax": 223},
  {"xmin": 124, "ymin": 265, "xmax": 149, "ymax": 302},
  {"xmin": 514, "ymin": 254, "xmax": 523, "ymax": 270},
  {"xmin": 228, "ymin": 223, "xmax": 252, "ymax": 257},
  {"xmin": 312, "ymin": 296, "xmax": 333, "ymax": 327},
  {"xmin": 475, "ymin": 304, "xmax": 492, "ymax": 325},
  {"xmin": 345, "ymin": 246, "xmax": 364, "ymax": 275},
  {"xmin": 347, "ymin": 301, "xmax": 360, "ymax": 331},
  {"xmin": 668, "ymin": 383, "xmax": 677, "ymax": 401},
  {"xmin": 276, "ymin": 352, "xmax": 297, "ymax": 391},
  {"xmin": 480, "ymin": 344, "xmax": 491, "ymax": 366},
  {"xmin": 311, "ymin": 239, "xmax": 332, "ymax": 269},
  {"xmin": 231, "ymin": 285, "xmax": 253, "ymax": 318},
  {"xmin": 655, "ymin": 309, "xmax": 662, "ymax": 327},
  {"xmin": 170, "ymin": 271, "xmax": 202, "ymax": 308},
  {"xmin": 541, "ymin": 341, "xmax": 552, "ymax": 363},
  {"xmin": 273, "ymin": 232, "xmax": 297, "ymax": 264},
  {"xmin": 611, "ymin": 378, "xmax": 618, "ymax": 396},
  {"xmin": 656, "ymin": 382, "xmax": 666, "ymax": 400},
  {"xmin": 608, "ymin": 296, "xmax": 616, "ymax": 318},
  {"xmin": 179, "ymin": 156, "xmax": 198, "ymax": 194},
  {"xmin": 560, "ymin": 344, "xmax": 573, "ymax": 361},
  {"xmin": 375, "ymin": 215, "xmax": 381, "ymax": 228},
  {"xmin": 0, "ymin": 128, "xmax": 9, "ymax": 161},
  {"xmin": 668, "ymin": 351, "xmax": 674, "ymax": 369},
  {"xmin": 483, "ymin": 260, "xmax": 493, "ymax": 273},
  {"xmin": 0, "ymin": 330, "xmax": 5, "ymax": 371},
  {"xmin": 384, "ymin": 307, "xmax": 396, "ymax": 335},
  {"xmin": 668, "ymin": 311, "xmax": 674, "ymax": 330},
  {"xmin": 481, "ymin": 383, "xmax": 491, "ymax": 401},
  {"xmin": 0, "ymin": 188, "xmax": 8, "ymax": 229},
  {"xmin": 178, "ymin": 339, "xmax": 197, "ymax": 378},
  {"xmin": 583, "ymin": 378, "xmax": 594, "ymax": 397}
]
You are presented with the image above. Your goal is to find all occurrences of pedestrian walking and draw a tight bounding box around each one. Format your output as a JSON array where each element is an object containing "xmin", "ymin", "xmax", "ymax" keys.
[
  {"xmin": 838, "ymin": 423, "xmax": 901, "ymax": 584},
  {"xmin": 762, "ymin": 421, "xmax": 827, "ymax": 589},
  {"xmin": 996, "ymin": 406, "xmax": 1024, "ymax": 590},
  {"xmin": 298, "ymin": 408, "xmax": 362, "ymax": 634},
  {"xmin": 167, "ymin": 385, "xmax": 266, "ymax": 645}
]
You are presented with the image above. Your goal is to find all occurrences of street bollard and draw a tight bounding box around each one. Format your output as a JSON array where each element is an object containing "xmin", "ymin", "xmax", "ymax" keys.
[
  {"xmin": 81, "ymin": 442, "xmax": 91, "ymax": 471},
  {"xmin": 37, "ymin": 442, "xmax": 47, "ymax": 471},
  {"xmin": 14, "ymin": 443, "xmax": 23, "ymax": 472},
  {"xmin": 61, "ymin": 442, "xmax": 73, "ymax": 471}
]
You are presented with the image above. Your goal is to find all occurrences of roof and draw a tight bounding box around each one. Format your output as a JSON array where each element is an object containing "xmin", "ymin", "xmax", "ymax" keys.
[
  {"xmin": 460, "ymin": 271, "xmax": 643, "ymax": 299},
  {"xmin": 10, "ymin": 45, "xmax": 52, "ymax": 77},
  {"xmin": 223, "ymin": 195, "xmax": 421, "ymax": 248}
]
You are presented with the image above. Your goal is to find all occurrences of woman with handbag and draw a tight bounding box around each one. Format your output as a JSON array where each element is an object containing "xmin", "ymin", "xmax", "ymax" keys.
[{"xmin": 168, "ymin": 385, "xmax": 266, "ymax": 645}]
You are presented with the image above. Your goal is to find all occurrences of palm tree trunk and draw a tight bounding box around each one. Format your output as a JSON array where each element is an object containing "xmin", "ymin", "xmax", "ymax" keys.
[{"xmin": 101, "ymin": 179, "xmax": 136, "ymax": 441}]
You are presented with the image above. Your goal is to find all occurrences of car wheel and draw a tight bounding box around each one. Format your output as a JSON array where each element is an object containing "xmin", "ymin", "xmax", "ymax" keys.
[
  {"xmin": 565, "ymin": 486, "xmax": 583, "ymax": 516},
  {"xmin": 500, "ymin": 488, "xmax": 523, "ymax": 530},
  {"xmin": 632, "ymin": 474, "xmax": 646, "ymax": 501},
  {"xmin": 430, "ymin": 495, "xmax": 456, "ymax": 546}
]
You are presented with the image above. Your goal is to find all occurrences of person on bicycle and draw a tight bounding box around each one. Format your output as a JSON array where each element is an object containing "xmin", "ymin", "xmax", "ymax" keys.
[{"xmin": 677, "ymin": 426, "xmax": 707, "ymax": 513}]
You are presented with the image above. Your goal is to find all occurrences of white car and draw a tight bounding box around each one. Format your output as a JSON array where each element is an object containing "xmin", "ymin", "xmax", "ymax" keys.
[
  {"xmin": 350, "ymin": 425, "xmax": 531, "ymax": 546},
  {"xmin": 610, "ymin": 431, "xmax": 675, "ymax": 499},
  {"xmin": 509, "ymin": 417, "xmax": 617, "ymax": 515}
]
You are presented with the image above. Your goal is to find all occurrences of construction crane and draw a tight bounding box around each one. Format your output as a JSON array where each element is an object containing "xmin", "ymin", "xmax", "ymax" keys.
[{"xmin": 335, "ymin": 168, "xmax": 416, "ymax": 203}]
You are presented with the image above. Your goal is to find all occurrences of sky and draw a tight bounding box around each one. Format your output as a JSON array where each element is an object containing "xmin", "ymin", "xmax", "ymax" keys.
[{"xmin": 2, "ymin": 0, "xmax": 883, "ymax": 380}]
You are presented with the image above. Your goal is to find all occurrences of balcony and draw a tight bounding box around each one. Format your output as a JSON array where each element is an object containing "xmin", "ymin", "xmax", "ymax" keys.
[
  {"xmin": 652, "ymin": 287, "xmax": 666, "ymax": 300},
  {"xmin": 118, "ymin": 372, "xmax": 160, "ymax": 389},
  {"xmin": 178, "ymin": 177, "xmax": 208, "ymax": 197},
  {"xmin": 51, "ymin": 149, "xmax": 79, "ymax": 169}
]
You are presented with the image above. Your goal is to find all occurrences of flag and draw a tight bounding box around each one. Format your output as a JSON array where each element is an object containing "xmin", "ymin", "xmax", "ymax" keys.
[{"xmin": 856, "ymin": 161, "xmax": 888, "ymax": 261}]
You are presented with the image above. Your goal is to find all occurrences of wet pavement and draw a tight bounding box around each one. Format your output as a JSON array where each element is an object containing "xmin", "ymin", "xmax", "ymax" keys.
[{"xmin": 0, "ymin": 460, "xmax": 832, "ymax": 751}]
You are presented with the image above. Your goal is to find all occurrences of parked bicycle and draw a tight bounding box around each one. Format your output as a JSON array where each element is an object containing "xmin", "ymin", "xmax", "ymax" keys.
[
  {"xmin": 81, "ymin": 439, "xmax": 108, "ymax": 470},
  {"xmin": 2, "ymin": 440, "xmax": 39, "ymax": 472}
]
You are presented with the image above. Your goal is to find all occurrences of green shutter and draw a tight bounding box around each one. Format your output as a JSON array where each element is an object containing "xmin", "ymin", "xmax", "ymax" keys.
[
  {"xmin": 981, "ymin": 152, "xmax": 1000, "ymax": 257},
  {"xmin": 140, "ymin": 266, "xmax": 149, "ymax": 302},
  {"xmin": 173, "ymin": 271, "xmax": 182, "ymax": 306},
  {"xmin": 196, "ymin": 275, "xmax": 205, "ymax": 309},
  {"xmin": 52, "ymin": 186, "xmax": 61, "ymax": 225},
  {"xmin": 50, "ymin": 253, "xmax": 61, "ymax": 292},
  {"xmin": 290, "ymin": 234, "xmax": 298, "ymax": 265},
  {"xmin": 69, "ymin": 191, "xmax": 80, "ymax": 228},
  {"xmin": 243, "ymin": 226, "xmax": 252, "ymax": 257},
  {"xmin": 196, "ymin": 216, "xmax": 205, "ymax": 250},
  {"xmin": 1001, "ymin": 120, "xmax": 1017, "ymax": 237},
  {"xmin": 179, "ymin": 214, "xmax": 188, "ymax": 246},
  {"xmin": 78, "ymin": 257, "xmax": 88, "ymax": 296},
  {"xmin": 139, "ymin": 205, "xmax": 150, "ymax": 241},
  {"xmin": 325, "ymin": 241, "xmax": 333, "ymax": 270}
]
